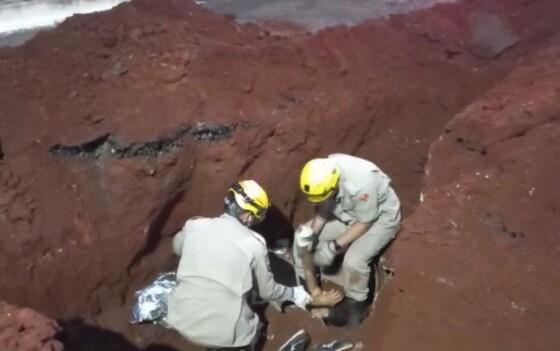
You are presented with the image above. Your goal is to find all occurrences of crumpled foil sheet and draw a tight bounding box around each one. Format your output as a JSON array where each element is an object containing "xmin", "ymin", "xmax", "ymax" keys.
[{"xmin": 130, "ymin": 271, "xmax": 177, "ymax": 325}]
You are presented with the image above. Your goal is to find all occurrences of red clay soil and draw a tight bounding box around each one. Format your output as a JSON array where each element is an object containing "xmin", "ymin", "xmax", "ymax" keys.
[
  {"xmin": 0, "ymin": 302, "xmax": 63, "ymax": 351},
  {"xmin": 373, "ymin": 37, "xmax": 560, "ymax": 351},
  {"xmin": 0, "ymin": 0, "xmax": 559, "ymax": 350}
]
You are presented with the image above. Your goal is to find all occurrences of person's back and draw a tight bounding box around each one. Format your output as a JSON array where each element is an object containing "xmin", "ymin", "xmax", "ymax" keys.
[
  {"xmin": 328, "ymin": 153, "xmax": 399, "ymax": 223},
  {"xmin": 166, "ymin": 180, "xmax": 341, "ymax": 350},
  {"xmin": 167, "ymin": 214, "xmax": 265, "ymax": 347}
]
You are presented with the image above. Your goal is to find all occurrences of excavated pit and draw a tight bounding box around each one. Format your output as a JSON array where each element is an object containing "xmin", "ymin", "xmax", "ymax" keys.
[{"xmin": 1, "ymin": 0, "xmax": 560, "ymax": 350}]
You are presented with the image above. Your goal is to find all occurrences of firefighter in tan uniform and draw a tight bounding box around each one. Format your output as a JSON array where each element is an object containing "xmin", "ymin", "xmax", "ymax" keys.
[
  {"xmin": 167, "ymin": 180, "xmax": 341, "ymax": 351},
  {"xmin": 293, "ymin": 154, "xmax": 401, "ymax": 327}
]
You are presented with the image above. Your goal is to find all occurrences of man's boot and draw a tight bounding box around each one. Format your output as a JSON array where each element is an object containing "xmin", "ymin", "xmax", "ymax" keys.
[
  {"xmin": 323, "ymin": 297, "xmax": 369, "ymax": 328},
  {"xmin": 278, "ymin": 329, "xmax": 310, "ymax": 351}
]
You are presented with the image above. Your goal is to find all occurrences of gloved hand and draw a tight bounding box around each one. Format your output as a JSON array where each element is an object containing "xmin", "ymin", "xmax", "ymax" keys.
[
  {"xmin": 292, "ymin": 286, "xmax": 312, "ymax": 309},
  {"xmin": 294, "ymin": 225, "xmax": 314, "ymax": 249},
  {"xmin": 314, "ymin": 240, "xmax": 340, "ymax": 267}
]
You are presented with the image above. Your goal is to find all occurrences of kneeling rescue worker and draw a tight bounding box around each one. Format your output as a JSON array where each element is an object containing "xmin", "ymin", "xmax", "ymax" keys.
[
  {"xmin": 294, "ymin": 153, "xmax": 401, "ymax": 327},
  {"xmin": 167, "ymin": 180, "xmax": 342, "ymax": 351}
]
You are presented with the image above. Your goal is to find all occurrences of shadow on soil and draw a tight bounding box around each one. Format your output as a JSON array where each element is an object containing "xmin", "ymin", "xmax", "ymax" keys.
[
  {"xmin": 253, "ymin": 205, "xmax": 295, "ymax": 249},
  {"xmin": 57, "ymin": 318, "xmax": 180, "ymax": 351}
]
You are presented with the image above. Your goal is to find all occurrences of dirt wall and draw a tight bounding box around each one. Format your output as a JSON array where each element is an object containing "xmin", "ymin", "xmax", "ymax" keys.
[{"xmin": 0, "ymin": 0, "xmax": 559, "ymax": 350}]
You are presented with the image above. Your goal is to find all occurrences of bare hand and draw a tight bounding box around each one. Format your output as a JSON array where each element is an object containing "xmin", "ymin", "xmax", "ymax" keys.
[
  {"xmin": 310, "ymin": 307, "xmax": 330, "ymax": 319},
  {"xmin": 309, "ymin": 286, "xmax": 322, "ymax": 297},
  {"xmin": 310, "ymin": 289, "xmax": 343, "ymax": 307}
]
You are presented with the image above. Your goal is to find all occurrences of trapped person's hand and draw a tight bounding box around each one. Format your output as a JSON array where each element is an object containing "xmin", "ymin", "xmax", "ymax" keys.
[
  {"xmin": 292, "ymin": 286, "xmax": 312, "ymax": 309},
  {"xmin": 311, "ymin": 289, "xmax": 343, "ymax": 307}
]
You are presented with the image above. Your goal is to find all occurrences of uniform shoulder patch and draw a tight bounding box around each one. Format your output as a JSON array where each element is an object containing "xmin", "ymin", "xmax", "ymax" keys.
[{"xmin": 358, "ymin": 193, "xmax": 369, "ymax": 202}]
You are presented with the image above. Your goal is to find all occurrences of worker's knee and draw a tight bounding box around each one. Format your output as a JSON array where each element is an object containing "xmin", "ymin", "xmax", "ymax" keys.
[
  {"xmin": 342, "ymin": 253, "xmax": 370, "ymax": 275},
  {"xmin": 342, "ymin": 262, "xmax": 370, "ymax": 301}
]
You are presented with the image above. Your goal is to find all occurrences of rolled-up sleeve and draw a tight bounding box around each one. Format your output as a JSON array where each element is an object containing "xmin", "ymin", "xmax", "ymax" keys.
[{"xmin": 252, "ymin": 246, "xmax": 293, "ymax": 302}]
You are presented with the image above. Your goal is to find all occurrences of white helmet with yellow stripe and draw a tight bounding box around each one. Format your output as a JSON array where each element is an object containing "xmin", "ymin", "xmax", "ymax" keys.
[{"xmin": 227, "ymin": 180, "xmax": 270, "ymax": 222}]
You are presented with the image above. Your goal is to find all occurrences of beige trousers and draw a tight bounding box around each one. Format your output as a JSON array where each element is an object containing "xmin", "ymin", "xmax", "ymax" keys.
[{"xmin": 293, "ymin": 214, "xmax": 400, "ymax": 301}]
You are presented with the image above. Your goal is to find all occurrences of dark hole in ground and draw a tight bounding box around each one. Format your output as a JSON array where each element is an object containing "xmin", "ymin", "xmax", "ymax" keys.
[
  {"xmin": 253, "ymin": 205, "xmax": 295, "ymax": 251},
  {"xmin": 57, "ymin": 318, "xmax": 180, "ymax": 351}
]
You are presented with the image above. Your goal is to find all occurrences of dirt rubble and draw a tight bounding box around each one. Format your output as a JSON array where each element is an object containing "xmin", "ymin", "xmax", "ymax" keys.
[
  {"xmin": 0, "ymin": 0, "xmax": 559, "ymax": 350},
  {"xmin": 0, "ymin": 302, "xmax": 63, "ymax": 351}
]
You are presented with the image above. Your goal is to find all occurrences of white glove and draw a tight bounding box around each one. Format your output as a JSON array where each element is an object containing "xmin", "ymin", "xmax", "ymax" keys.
[
  {"xmin": 292, "ymin": 286, "xmax": 311, "ymax": 309},
  {"xmin": 294, "ymin": 225, "xmax": 314, "ymax": 249},
  {"xmin": 314, "ymin": 240, "xmax": 339, "ymax": 267}
]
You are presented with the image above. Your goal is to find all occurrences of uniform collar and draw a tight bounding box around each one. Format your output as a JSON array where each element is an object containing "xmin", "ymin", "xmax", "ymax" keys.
[
  {"xmin": 335, "ymin": 177, "xmax": 359, "ymax": 210},
  {"xmin": 335, "ymin": 184, "xmax": 345, "ymax": 204},
  {"xmin": 222, "ymin": 213, "xmax": 240, "ymax": 223}
]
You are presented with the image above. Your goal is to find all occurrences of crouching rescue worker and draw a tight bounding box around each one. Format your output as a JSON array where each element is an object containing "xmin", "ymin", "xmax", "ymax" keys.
[
  {"xmin": 293, "ymin": 154, "xmax": 401, "ymax": 327},
  {"xmin": 167, "ymin": 180, "xmax": 341, "ymax": 351}
]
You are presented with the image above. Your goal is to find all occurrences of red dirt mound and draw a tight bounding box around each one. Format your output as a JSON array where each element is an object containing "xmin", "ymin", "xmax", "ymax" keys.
[
  {"xmin": 374, "ymin": 32, "xmax": 560, "ymax": 351},
  {"xmin": 0, "ymin": 301, "xmax": 63, "ymax": 351},
  {"xmin": 0, "ymin": 0, "xmax": 559, "ymax": 350}
]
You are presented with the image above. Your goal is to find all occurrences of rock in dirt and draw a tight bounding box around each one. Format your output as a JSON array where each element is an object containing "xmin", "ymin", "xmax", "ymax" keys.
[
  {"xmin": 102, "ymin": 61, "xmax": 128, "ymax": 79},
  {"xmin": 0, "ymin": 301, "xmax": 64, "ymax": 351},
  {"xmin": 469, "ymin": 12, "xmax": 520, "ymax": 59}
]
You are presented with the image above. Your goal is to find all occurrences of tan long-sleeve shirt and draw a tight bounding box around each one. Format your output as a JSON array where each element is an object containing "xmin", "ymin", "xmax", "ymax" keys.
[
  {"xmin": 325, "ymin": 153, "xmax": 401, "ymax": 225},
  {"xmin": 167, "ymin": 214, "xmax": 294, "ymax": 348}
]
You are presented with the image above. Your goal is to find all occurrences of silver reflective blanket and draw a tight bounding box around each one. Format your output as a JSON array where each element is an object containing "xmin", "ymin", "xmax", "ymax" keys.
[{"xmin": 130, "ymin": 272, "xmax": 177, "ymax": 325}]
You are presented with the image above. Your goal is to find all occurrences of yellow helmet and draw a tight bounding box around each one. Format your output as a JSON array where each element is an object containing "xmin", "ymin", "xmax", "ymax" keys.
[
  {"xmin": 299, "ymin": 158, "xmax": 340, "ymax": 203},
  {"xmin": 228, "ymin": 180, "xmax": 270, "ymax": 221}
]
